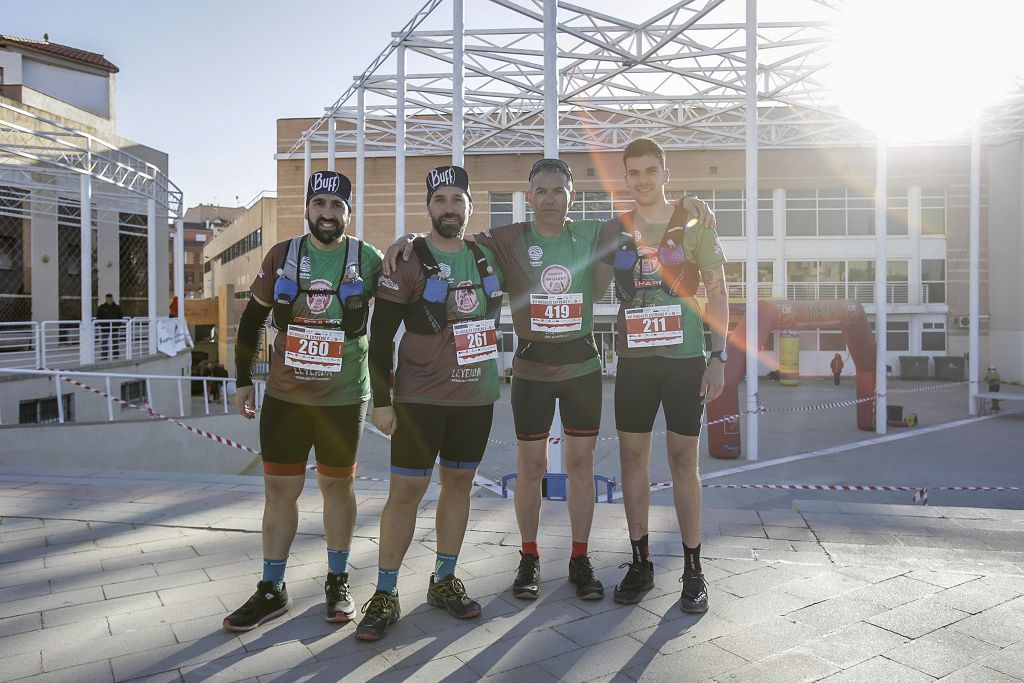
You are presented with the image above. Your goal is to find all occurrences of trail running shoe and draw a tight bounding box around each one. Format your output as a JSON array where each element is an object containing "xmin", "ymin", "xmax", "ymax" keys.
[
  {"xmin": 355, "ymin": 591, "xmax": 401, "ymax": 641},
  {"xmin": 679, "ymin": 570, "xmax": 709, "ymax": 613},
  {"xmin": 325, "ymin": 571, "xmax": 355, "ymax": 623},
  {"xmin": 512, "ymin": 552, "xmax": 541, "ymax": 599},
  {"xmin": 223, "ymin": 580, "xmax": 291, "ymax": 632},
  {"xmin": 568, "ymin": 555, "xmax": 605, "ymax": 600},
  {"xmin": 613, "ymin": 559, "xmax": 655, "ymax": 604},
  {"xmin": 427, "ymin": 573, "xmax": 482, "ymax": 619}
]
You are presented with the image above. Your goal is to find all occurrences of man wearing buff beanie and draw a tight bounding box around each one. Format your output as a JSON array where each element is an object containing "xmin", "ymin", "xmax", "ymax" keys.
[
  {"xmin": 226, "ymin": 171, "xmax": 383, "ymax": 631},
  {"xmin": 357, "ymin": 166, "xmax": 504, "ymax": 640}
]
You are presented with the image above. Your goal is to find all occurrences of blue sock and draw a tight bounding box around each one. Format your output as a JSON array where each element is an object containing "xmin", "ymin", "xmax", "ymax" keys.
[
  {"xmin": 376, "ymin": 567, "xmax": 400, "ymax": 595},
  {"xmin": 327, "ymin": 548, "xmax": 350, "ymax": 575},
  {"xmin": 435, "ymin": 552, "xmax": 458, "ymax": 580},
  {"xmin": 262, "ymin": 558, "xmax": 287, "ymax": 591}
]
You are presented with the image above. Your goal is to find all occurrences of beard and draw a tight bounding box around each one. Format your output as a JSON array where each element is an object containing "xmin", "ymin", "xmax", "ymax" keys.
[
  {"xmin": 311, "ymin": 217, "xmax": 344, "ymax": 244},
  {"xmin": 431, "ymin": 212, "xmax": 466, "ymax": 239}
]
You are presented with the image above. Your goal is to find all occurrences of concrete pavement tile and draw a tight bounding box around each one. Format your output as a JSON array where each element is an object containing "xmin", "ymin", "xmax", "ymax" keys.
[
  {"xmin": 937, "ymin": 663, "xmax": 1021, "ymax": 682},
  {"xmin": 765, "ymin": 525, "xmax": 817, "ymax": 542},
  {"xmin": 843, "ymin": 575, "xmax": 943, "ymax": 609},
  {"xmin": 110, "ymin": 638, "xmax": 247, "ymax": 681},
  {"xmin": 932, "ymin": 579, "xmax": 1019, "ymax": 614},
  {"xmin": 0, "ymin": 611, "xmax": 41, "ymax": 638},
  {"xmin": 48, "ymin": 563, "xmax": 159, "ymax": 594},
  {"xmin": 712, "ymin": 587, "xmax": 816, "ymax": 625},
  {"xmin": 43, "ymin": 591, "xmax": 162, "ymax": 627},
  {"xmin": 108, "ymin": 597, "xmax": 226, "ymax": 635},
  {"xmin": 42, "ymin": 624, "xmax": 178, "ymax": 672},
  {"xmin": 371, "ymin": 654, "xmax": 480, "ymax": 683},
  {"xmin": 403, "ymin": 591, "xmax": 517, "ymax": 635},
  {"xmin": 553, "ymin": 604, "xmax": 662, "ymax": 648},
  {"xmin": 157, "ymin": 573, "xmax": 261, "ymax": 605},
  {"xmin": 753, "ymin": 549, "xmax": 833, "ymax": 565},
  {"xmin": 794, "ymin": 621, "xmax": 908, "ymax": 668},
  {"xmin": 975, "ymin": 575, "xmax": 1024, "ymax": 593},
  {"xmin": 630, "ymin": 611, "xmax": 741, "ymax": 654},
  {"xmin": 885, "ymin": 627, "xmax": 1001, "ymax": 678},
  {"xmin": 0, "ymin": 579, "xmax": 49, "ymax": 604},
  {"xmin": 790, "ymin": 594, "xmax": 888, "ymax": 632},
  {"xmin": 949, "ymin": 600, "xmax": 1024, "ymax": 647},
  {"xmin": 714, "ymin": 651, "xmax": 838, "ymax": 683},
  {"xmin": 180, "ymin": 641, "xmax": 312, "ymax": 683},
  {"xmin": 14, "ymin": 660, "xmax": 114, "ymax": 683},
  {"xmin": 537, "ymin": 634, "xmax": 651, "ymax": 683},
  {"xmin": 0, "ymin": 557, "xmax": 44, "ymax": 576},
  {"xmin": 103, "ymin": 568, "xmax": 210, "ymax": 600},
  {"xmin": 480, "ymin": 597, "xmax": 591, "ymax": 639},
  {"xmin": 121, "ymin": 670, "xmax": 184, "ymax": 682},
  {"xmin": 257, "ymin": 649, "xmax": 391, "ymax": 682},
  {"xmin": 781, "ymin": 570, "xmax": 867, "ymax": 601},
  {"xmin": 625, "ymin": 641, "xmax": 748, "ymax": 681},
  {"xmin": 150, "ymin": 550, "xmax": 251, "ymax": 576},
  {"xmin": 866, "ymin": 596, "xmax": 971, "ymax": 639},
  {"xmin": 708, "ymin": 558, "xmax": 762, "ymax": 575},
  {"xmin": 0, "ymin": 616, "xmax": 109, "ymax": 656},
  {"xmin": 905, "ymin": 570, "xmax": 980, "ymax": 588},
  {"xmin": 456, "ymin": 627, "xmax": 581, "ymax": 677},
  {"xmin": 978, "ymin": 640, "xmax": 1024, "ymax": 678},
  {"xmin": 0, "ymin": 651, "xmax": 42, "ymax": 683},
  {"xmin": 819, "ymin": 655, "xmax": 934, "ymax": 682},
  {"xmin": 478, "ymin": 663, "xmax": 561, "ymax": 682},
  {"xmin": 714, "ymin": 615, "xmax": 820, "ymax": 661},
  {"xmin": 718, "ymin": 523, "xmax": 767, "ymax": 539},
  {"xmin": 714, "ymin": 565, "xmax": 790, "ymax": 598},
  {"xmin": 0, "ymin": 585, "xmax": 105, "ymax": 620},
  {"xmin": 100, "ymin": 545, "xmax": 197, "ymax": 570},
  {"xmin": 759, "ymin": 511, "xmax": 809, "ymax": 528}
]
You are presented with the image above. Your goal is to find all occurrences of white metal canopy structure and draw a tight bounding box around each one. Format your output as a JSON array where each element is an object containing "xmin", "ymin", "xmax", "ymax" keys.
[{"xmin": 284, "ymin": 0, "xmax": 1024, "ymax": 459}]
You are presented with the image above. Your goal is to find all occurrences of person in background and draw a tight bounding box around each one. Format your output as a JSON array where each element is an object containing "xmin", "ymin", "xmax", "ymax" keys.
[
  {"xmin": 830, "ymin": 353, "xmax": 845, "ymax": 386},
  {"xmin": 96, "ymin": 293, "xmax": 123, "ymax": 360}
]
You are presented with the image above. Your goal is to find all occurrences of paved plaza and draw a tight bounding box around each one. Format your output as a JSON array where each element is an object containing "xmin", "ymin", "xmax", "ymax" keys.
[{"xmin": 0, "ymin": 467, "xmax": 1022, "ymax": 682}]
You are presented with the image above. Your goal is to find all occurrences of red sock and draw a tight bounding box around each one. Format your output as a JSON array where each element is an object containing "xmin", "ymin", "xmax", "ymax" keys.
[
  {"xmin": 522, "ymin": 541, "xmax": 539, "ymax": 557},
  {"xmin": 571, "ymin": 541, "xmax": 588, "ymax": 558}
]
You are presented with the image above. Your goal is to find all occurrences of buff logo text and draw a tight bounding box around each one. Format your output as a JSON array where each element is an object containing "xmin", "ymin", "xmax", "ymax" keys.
[
  {"xmin": 429, "ymin": 167, "xmax": 456, "ymax": 189},
  {"xmin": 311, "ymin": 173, "xmax": 339, "ymax": 195}
]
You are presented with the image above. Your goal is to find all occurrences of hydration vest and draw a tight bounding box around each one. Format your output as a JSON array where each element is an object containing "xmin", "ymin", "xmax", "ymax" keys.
[
  {"xmin": 402, "ymin": 237, "xmax": 503, "ymax": 335},
  {"xmin": 612, "ymin": 207, "xmax": 701, "ymax": 302},
  {"xmin": 271, "ymin": 235, "xmax": 369, "ymax": 338}
]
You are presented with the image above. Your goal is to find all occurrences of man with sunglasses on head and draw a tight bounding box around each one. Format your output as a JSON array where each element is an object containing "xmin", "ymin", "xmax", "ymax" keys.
[{"xmin": 384, "ymin": 157, "xmax": 713, "ymax": 602}]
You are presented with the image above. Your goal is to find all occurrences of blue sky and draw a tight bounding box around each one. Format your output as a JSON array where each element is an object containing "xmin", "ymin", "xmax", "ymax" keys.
[{"xmin": 5, "ymin": 0, "xmax": 428, "ymax": 209}]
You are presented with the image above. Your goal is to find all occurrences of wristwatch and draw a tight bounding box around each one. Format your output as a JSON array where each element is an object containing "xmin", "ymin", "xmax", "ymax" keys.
[{"xmin": 709, "ymin": 350, "xmax": 728, "ymax": 364}]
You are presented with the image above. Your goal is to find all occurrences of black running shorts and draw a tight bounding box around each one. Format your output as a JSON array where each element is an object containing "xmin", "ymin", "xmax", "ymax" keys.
[
  {"xmin": 511, "ymin": 370, "xmax": 602, "ymax": 441},
  {"xmin": 615, "ymin": 356, "xmax": 706, "ymax": 436},
  {"xmin": 259, "ymin": 395, "xmax": 367, "ymax": 476},
  {"xmin": 391, "ymin": 402, "xmax": 493, "ymax": 477}
]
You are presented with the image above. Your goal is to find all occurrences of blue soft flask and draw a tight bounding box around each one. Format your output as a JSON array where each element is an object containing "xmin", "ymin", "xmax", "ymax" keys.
[
  {"xmin": 482, "ymin": 273, "xmax": 501, "ymax": 298},
  {"xmin": 274, "ymin": 271, "xmax": 299, "ymax": 303},
  {"xmin": 337, "ymin": 264, "xmax": 363, "ymax": 304},
  {"xmin": 423, "ymin": 276, "xmax": 449, "ymax": 304}
]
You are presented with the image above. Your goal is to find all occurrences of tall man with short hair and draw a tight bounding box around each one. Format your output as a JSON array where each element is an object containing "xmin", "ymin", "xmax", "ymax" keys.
[
  {"xmin": 604, "ymin": 138, "xmax": 728, "ymax": 612},
  {"xmin": 226, "ymin": 171, "xmax": 383, "ymax": 631},
  {"xmin": 357, "ymin": 166, "xmax": 504, "ymax": 641}
]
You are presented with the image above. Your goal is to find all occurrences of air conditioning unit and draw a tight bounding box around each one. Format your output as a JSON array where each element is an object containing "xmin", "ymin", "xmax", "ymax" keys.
[{"xmin": 957, "ymin": 316, "xmax": 970, "ymax": 329}]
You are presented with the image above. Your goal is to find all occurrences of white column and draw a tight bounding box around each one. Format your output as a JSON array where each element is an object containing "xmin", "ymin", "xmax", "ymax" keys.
[
  {"xmin": 303, "ymin": 140, "xmax": 311, "ymax": 235},
  {"xmin": 874, "ymin": 138, "xmax": 888, "ymax": 434},
  {"xmin": 512, "ymin": 191, "xmax": 527, "ymax": 222},
  {"xmin": 79, "ymin": 169, "xmax": 95, "ymax": 365},
  {"xmin": 452, "ymin": 0, "xmax": 465, "ymax": 166},
  {"xmin": 327, "ymin": 116, "xmax": 336, "ymax": 172},
  {"xmin": 356, "ymin": 87, "xmax": 366, "ymax": 240},
  {"xmin": 773, "ymin": 188, "xmax": 786, "ymax": 299},
  {"xmin": 909, "ymin": 186, "xmax": 922, "ymax": 303},
  {"xmin": 968, "ymin": 121, "xmax": 981, "ymax": 415},
  {"xmin": 543, "ymin": 0, "xmax": 558, "ymax": 158},
  {"xmin": 743, "ymin": 0, "xmax": 759, "ymax": 461},
  {"xmin": 147, "ymin": 196, "xmax": 158, "ymax": 356},
  {"xmin": 174, "ymin": 218, "xmax": 185, "ymax": 326},
  {"xmin": 395, "ymin": 43, "xmax": 407, "ymax": 237}
]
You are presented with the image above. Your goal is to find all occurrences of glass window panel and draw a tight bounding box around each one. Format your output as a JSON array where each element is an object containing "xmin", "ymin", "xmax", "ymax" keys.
[
  {"xmin": 924, "ymin": 282, "xmax": 946, "ymax": 304},
  {"xmin": 888, "ymin": 207, "xmax": 909, "ymax": 235},
  {"xmin": 758, "ymin": 261, "xmax": 773, "ymax": 282},
  {"xmin": 716, "ymin": 211, "xmax": 742, "ymax": 237},
  {"xmin": 819, "ymin": 188, "xmax": 845, "ymax": 199},
  {"xmin": 819, "ymin": 261, "xmax": 845, "ymax": 282},
  {"xmin": 847, "ymin": 209, "xmax": 874, "ymax": 235},
  {"xmin": 922, "ymin": 330, "xmax": 946, "ymax": 351},
  {"xmin": 848, "ymin": 260, "xmax": 874, "ymax": 282},
  {"xmin": 715, "ymin": 190, "xmax": 742, "ymax": 201},
  {"xmin": 786, "ymin": 210, "xmax": 817, "ymax": 236},
  {"xmin": 922, "ymin": 208, "xmax": 946, "ymax": 235},
  {"xmin": 787, "ymin": 261, "xmax": 817, "ymax": 282},
  {"xmin": 723, "ymin": 262, "xmax": 745, "ymax": 282},
  {"xmin": 887, "ymin": 331, "xmax": 910, "ymax": 351},
  {"xmin": 921, "ymin": 259, "xmax": 945, "ymax": 280},
  {"xmin": 818, "ymin": 210, "xmax": 845, "ymax": 235},
  {"xmin": 820, "ymin": 331, "xmax": 846, "ymax": 351},
  {"xmin": 819, "ymin": 198, "xmax": 845, "ymax": 209},
  {"xmin": 797, "ymin": 331, "xmax": 818, "ymax": 350},
  {"xmin": 887, "ymin": 261, "xmax": 909, "ymax": 281},
  {"xmin": 757, "ymin": 209, "xmax": 773, "ymax": 236},
  {"xmin": 787, "ymin": 188, "xmax": 816, "ymax": 200}
]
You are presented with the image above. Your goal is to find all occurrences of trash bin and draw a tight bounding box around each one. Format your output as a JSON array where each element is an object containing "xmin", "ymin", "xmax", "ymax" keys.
[
  {"xmin": 935, "ymin": 356, "xmax": 965, "ymax": 380},
  {"xmin": 887, "ymin": 404, "xmax": 904, "ymax": 422},
  {"xmin": 899, "ymin": 356, "xmax": 929, "ymax": 380}
]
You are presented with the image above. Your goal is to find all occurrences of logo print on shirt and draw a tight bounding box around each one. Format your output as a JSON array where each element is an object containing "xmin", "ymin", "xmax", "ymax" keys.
[
  {"xmin": 528, "ymin": 245, "xmax": 543, "ymax": 264},
  {"xmin": 454, "ymin": 279, "xmax": 479, "ymax": 313},
  {"xmin": 540, "ymin": 264, "xmax": 572, "ymax": 294},
  {"xmin": 438, "ymin": 263, "xmax": 452, "ymax": 281},
  {"xmin": 299, "ymin": 255, "xmax": 311, "ymax": 279},
  {"xmin": 306, "ymin": 278, "xmax": 333, "ymax": 314},
  {"xmin": 378, "ymin": 276, "xmax": 399, "ymax": 291}
]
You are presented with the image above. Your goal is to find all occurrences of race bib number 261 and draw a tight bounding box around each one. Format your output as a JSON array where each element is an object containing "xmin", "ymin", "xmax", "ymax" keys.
[
  {"xmin": 284, "ymin": 325, "xmax": 345, "ymax": 372},
  {"xmin": 453, "ymin": 319, "xmax": 498, "ymax": 366}
]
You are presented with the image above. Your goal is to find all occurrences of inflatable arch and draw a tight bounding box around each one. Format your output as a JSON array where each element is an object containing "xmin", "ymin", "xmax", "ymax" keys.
[{"xmin": 707, "ymin": 299, "xmax": 876, "ymax": 459}]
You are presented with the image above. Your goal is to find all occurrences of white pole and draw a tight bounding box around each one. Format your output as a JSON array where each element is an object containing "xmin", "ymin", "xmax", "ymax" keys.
[
  {"xmin": 453, "ymin": 0, "xmax": 465, "ymax": 166},
  {"xmin": 79, "ymin": 166, "xmax": 95, "ymax": 365},
  {"xmin": 55, "ymin": 374, "xmax": 64, "ymax": 423},
  {"xmin": 744, "ymin": 0, "xmax": 759, "ymax": 461},
  {"xmin": 543, "ymin": 0, "xmax": 558, "ymax": 158},
  {"xmin": 968, "ymin": 120, "xmax": 981, "ymax": 415},
  {"xmin": 105, "ymin": 376, "xmax": 114, "ymax": 421},
  {"xmin": 395, "ymin": 43, "xmax": 407, "ymax": 238},
  {"xmin": 146, "ymin": 196, "xmax": 158, "ymax": 356},
  {"xmin": 303, "ymin": 140, "xmax": 311, "ymax": 235},
  {"xmin": 356, "ymin": 87, "xmax": 366, "ymax": 240},
  {"xmin": 874, "ymin": 138, "xmax": 888, "ymax": 434},
  {"xmin": 327, "ymin": 116, "xmax": 336, "ymax": 172},
  {"xmin": 174, "ymin": 218, "xmax": 185, "ymax": 326}
]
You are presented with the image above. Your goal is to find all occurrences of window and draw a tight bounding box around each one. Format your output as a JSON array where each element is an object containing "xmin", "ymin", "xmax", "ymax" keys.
[
  {"xmin": 921, "ymin": 187, "xmax": 946, "ymax": 235},
  {"xmin": 887, "ymin": 321, "xmax": 910, "ymax": 351},
  {"xmin": 921, "ymin": 258, "xmax": 945, "ymax": 303},
  {"xmin": 489, "ymin": 192, "xmax": 514, "ymax": 228},
  {"xmin": 784, "ymin": 188, "xmax": 908, "ymax": 237},
  {"xmin": 19, "ymin": 395, "xmax": 74, "ymax": 424},
  {"xmin": 120, "ymin": 380, "xmax": 147, "ymax": 406},
  {"xmin": 819, "ymin": 331, "xmax": 846, "ymax": 351},
  {"xmin": 707, "ymin": 190, "xmax": 773, "ymax": 237},
  {"xmin": 922, "ymin": 321, "xmax": 946, "ymax": 351}
]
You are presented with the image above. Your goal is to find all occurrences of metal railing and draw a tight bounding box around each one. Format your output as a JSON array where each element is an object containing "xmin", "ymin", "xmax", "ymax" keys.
[
  {"xmin": 786, "ymin": 281, "xmax": 911, "ymax": 304},
  {"xmin": 0, "ymin": 367, "xmax": 265, "ymax": 425},
  {"xmin": 0, "ymin": 317, "xmax": 174, "ymax": 369}
]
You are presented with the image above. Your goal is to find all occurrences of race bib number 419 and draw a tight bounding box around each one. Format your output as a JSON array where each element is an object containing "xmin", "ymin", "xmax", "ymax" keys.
[
  {"xmin": 284, "ymin": 325, "xmax": 345, "ymax": 372},
  {"xmin": 453, "ymin": 319, "xmax": 498, "ymax": 366},
  {"xmin": 624, "ymin": 305, "xmax": 683, "ymax": 348},
  {"xmin": 530, "ymin": 293, "xmax": 583, "ymax": 333}
]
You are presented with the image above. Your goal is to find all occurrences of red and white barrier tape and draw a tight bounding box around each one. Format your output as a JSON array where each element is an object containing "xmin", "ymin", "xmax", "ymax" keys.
[{"xmin": 625, "ymin": 481, "xmax": 1021, "ymax": 505}]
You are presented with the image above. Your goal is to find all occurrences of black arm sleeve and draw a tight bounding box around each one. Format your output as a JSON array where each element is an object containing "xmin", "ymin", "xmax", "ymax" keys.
[
  {"xmin": 368, "ymin": 298, "xmax": 407, "ymax": 408},
  {"xmin": 235, "ymin": 297, "xmax": 272, "ymax": 388}
]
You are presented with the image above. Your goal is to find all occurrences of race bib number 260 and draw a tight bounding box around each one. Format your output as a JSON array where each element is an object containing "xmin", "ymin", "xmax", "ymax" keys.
[{"xmin": 284, "ymin": 325, "xmax": 345, "ymax": 373}]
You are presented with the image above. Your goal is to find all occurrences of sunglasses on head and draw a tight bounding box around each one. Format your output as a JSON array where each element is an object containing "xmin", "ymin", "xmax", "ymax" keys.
[{"xmin": 529, "ymin": 158, "xmax": 573, "ymax": 182}]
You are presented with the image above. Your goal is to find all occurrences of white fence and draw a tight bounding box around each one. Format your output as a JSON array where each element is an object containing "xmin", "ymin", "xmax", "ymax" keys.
[{"xmin": 0, "ymin": 317, "xmax": 174, "ymax": 369}]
